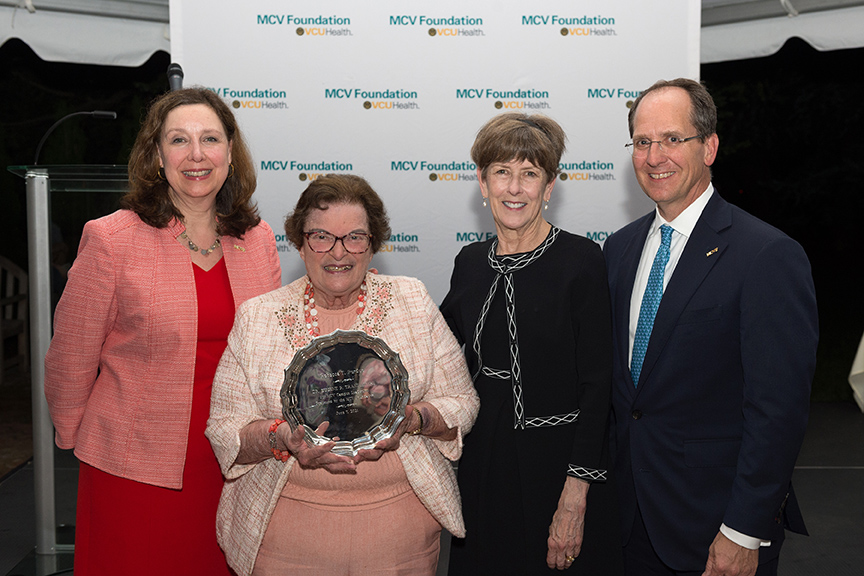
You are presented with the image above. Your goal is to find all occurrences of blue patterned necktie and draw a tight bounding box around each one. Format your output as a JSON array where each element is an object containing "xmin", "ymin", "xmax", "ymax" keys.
[{"xmin": 631, "ymin": 224, "xmax": 673, "ymax": 386}]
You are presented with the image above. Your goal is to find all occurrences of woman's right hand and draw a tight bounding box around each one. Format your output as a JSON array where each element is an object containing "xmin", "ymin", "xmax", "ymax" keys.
[{"xmin": 281, "ymin": 421, "xmax": 358, "ymax": 474}]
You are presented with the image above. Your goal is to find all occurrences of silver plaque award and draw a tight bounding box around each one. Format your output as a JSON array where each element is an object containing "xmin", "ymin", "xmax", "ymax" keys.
[{"xmin": 280, "ymin": 330, "xmax": 410, "ymax": 456}]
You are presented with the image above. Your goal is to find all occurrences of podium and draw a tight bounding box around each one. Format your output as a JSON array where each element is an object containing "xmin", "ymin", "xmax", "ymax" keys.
[{"xmin": 7, "ymin": 165, "xmax": 128, "ymax": 559}]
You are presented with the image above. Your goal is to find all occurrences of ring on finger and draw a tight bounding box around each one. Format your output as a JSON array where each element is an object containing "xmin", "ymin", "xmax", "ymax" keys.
[{"xmin": 565, "ymin": 555, "xmax": 576, "ymax": 562}]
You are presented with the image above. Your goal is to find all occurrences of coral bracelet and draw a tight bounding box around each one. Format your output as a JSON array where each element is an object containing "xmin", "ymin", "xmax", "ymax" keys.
[{"xmin": 268, "ymin": 419, "xmax": 291, "ymax": 462}]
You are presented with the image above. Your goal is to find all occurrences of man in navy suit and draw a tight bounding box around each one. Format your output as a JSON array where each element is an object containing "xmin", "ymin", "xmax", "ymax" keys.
[{"xmin": 604, "ymin": 78, "xmax": 818, "ymax": 576}]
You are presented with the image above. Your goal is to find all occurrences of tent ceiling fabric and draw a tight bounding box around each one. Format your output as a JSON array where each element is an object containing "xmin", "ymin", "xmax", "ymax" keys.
[
  {"xmin": 1, "ymin": 0, "xmax": 863, "ymax": 66},
  {"xmin": 703, "ymin": 4, "xmax": 864, "ymax": 62},
  {"xmin": 0, "ymin": 0, "xmax": 168, "ymax": 22},
  {"xmin": 0, "ymin": 0, "xmax": 169, "ymax": 66},
  {"xmin": 702, "ymin": 0, "xmax": 864, "ymax": 25},
  {"xmin": 702, "ymin": 0, "xmax": 864, "ymax": 62}
]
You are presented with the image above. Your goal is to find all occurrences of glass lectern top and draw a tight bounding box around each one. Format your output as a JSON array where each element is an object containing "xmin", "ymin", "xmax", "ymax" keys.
[{"xmin": 8, "ymin": 164, "xmax": 129, "ymax": 193}]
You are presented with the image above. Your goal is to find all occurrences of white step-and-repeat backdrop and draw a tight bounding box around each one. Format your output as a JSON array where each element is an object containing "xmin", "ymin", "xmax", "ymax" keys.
[{"xmin": 170, "ymin": 0, "xmax": 700, "ymax": 302}]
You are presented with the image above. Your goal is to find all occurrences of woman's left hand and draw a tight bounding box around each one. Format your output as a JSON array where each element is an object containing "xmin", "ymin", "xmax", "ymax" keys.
[
  {"xmin": 546, "ymin": 476, "xmax": 590, "ymax": 570},
  {"xmin": 351, "ymin": 402, "xmax": 418, "ymax": 464},
  {"xmin": 352, "ymin": 401, "xmax": 458, "ymax": 465}
]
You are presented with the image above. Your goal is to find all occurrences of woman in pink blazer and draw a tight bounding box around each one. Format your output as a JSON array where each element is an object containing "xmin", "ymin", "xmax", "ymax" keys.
[{"xmin": 44, "ymin": 88, "xmax": 281, "ymax": 575}]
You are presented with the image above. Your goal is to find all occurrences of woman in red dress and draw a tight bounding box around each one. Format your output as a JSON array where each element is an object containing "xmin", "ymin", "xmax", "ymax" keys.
[{"xmin": 45, "ymin": 88, "xmax": 281, "ymax": 574}]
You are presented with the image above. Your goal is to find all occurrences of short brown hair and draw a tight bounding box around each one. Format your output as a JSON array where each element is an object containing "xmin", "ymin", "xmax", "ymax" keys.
[
  {"xmin": 471, "ymin": 113, "xmax": 567, "ymax": 183},
  {"xmin": 628, "ymin": 78, "xmax": 717, "ymax": 140},
  {"xmin": 124, "ymin": 87, "xmax": 261, "ymax": 238},
  {"xmin": 284, "ymin": 174, "xmax": 391, "ymax": 253}
]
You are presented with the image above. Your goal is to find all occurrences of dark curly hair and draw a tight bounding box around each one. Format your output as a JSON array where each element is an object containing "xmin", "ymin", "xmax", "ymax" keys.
[
  {"xmin": 284, "ymin": 174, "xmax": 391, "ymax": 254},
  {"xmin": 123, "ymin": 87, "xmax": 260, "ymax": 238}
]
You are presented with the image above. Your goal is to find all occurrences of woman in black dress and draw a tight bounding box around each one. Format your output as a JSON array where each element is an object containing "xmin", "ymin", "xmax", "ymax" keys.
[{"xmin": 442, "ymin": 113, "xmax": 623, "ymax": 574}]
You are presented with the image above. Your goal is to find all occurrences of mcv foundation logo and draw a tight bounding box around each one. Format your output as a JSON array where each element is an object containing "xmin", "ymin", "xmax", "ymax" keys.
[
  {"xmin": 587, "ymin": 87, "xmax": 641, "ymax": 100},
  {"xmin": 389, "ymin": 15, "xmax": 486, "ymax": 37},
  {"xmin": 260, "ymin": 159, "xmax": 354, "ymax": 182},
  {"xmin": 324, "ymin": 88, "xmax": 420, "ymax": 111},
  {"xmin": 456, "ymin": 87, "xmax": 552, "ymax": 111},
  {"xmin": 456, "ymin": 230, "xmax": 496, "ymax": 243},
  {"xmin": 558, "ymin": 161, "xmax": 616, "ymax": 183},
  {"xmin": 209, "ymin": 87, "xmax": 289, "ymax": 111},
  {"xmin": 382, "ymin": 232, "xmax": 421, "ymax": 254},
  {"xmin": 256, "ymin": 14, "xmax": 354, "ymax": 37},
  {"xmin": 521, "ymin": 14, "xmax": 618, "ymax": 37},
  {"xmin": 390, "ymin": 160, "xmax": 477, "ymax": 182}
]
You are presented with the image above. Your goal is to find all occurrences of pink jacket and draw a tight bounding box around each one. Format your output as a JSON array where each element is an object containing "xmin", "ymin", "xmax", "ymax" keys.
[
  {"xmin": 44, "ymin": 210, "xmax": 281, "ymax": 489},
  {"xmin": 206, "ymin": 273, "xmax": 479, "ymax": 575}
]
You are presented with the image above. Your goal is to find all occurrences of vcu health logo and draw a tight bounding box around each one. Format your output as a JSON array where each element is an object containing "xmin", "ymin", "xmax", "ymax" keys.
[
  {"xmin": 455, "ymin": 87, "xmax": 551, "ymax": 111},
  {"xmin": 256, "ymin": 14, "xmax": 353, "ymax": 37},
  {"xmin": 324, "ymin": 88, "xmax": 420, "ymax": 110},
  {"xmin": 558, "ymin": 161, "xmax": 616, "ymax": 183},
  {"xmin": 209, "ymin": 87, "xmax": 289, "ymax": 111},
  {"xmin": 390, "ymin": 160, "xmax": 477, "ymax": 182},
  {"xmin": 389, "ymin": 15, "xmax": 485, "ymax": 37},
  {"xmin": 521, "ymin": 14, "xmax": 618, "ymax": 37},
  {"xmin": 382, "ymin": 232, "xmax": 421, "ymax": 254},
  {"xmin": 273, "ymin": 233, "xmax": 295, "ymax": 254}
]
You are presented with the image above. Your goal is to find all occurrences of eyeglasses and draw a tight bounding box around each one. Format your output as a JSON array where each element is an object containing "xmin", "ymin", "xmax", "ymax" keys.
[
  {"xmin": 303, "ymin": 231, "xmax": 372, "ymax": 254},
  {"xmin": 625, "ymin": 135, "xmax": 703, "ymax": 156}
]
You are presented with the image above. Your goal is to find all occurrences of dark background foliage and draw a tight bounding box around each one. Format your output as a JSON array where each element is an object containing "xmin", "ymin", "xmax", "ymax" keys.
[{"xmin": 703, "ymin": 37, "xmax": 864, "ymax": 401}]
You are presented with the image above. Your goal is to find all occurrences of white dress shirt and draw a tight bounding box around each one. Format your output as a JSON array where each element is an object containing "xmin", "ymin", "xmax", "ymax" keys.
[
  {"xmin": 626, "ymin": 184, "xmax": 769, "ymax": 551},
  {"xmin": 627, "ymin": 185, "xmax": 714, "ymax": 367}
]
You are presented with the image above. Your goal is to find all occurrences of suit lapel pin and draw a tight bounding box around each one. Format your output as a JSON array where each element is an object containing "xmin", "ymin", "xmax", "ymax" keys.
[
  {"xmin": 234, "ymin": 245, "xmax": 246, "ymax": 252},
  {"xmin": 706, "ymin": 247, "xmax": 719, "ymax": 257}
]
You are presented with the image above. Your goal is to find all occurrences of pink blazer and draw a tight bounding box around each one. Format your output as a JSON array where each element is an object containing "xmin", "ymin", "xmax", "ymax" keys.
[{"xmin": 44, "ymin": 210, "xmax": 282, "ymax": 489}]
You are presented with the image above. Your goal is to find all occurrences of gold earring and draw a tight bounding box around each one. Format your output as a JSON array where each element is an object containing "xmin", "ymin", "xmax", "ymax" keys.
[
  {"xmin": 157, "ymin": 167, "xmax": 166, "ymax": 180},
  {"xmin": 228, "ymin": 163, "xmax": 235, "ymax": 178}
]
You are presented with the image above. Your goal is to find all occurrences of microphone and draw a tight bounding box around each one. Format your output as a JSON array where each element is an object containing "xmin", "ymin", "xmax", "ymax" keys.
[
  {"xmin": 167, "ymin": 63, "xmax": 184, "ymax": 91},
  {"xmin": 33, "ymin": 111, "xmax": 118, "ymax": 165}
]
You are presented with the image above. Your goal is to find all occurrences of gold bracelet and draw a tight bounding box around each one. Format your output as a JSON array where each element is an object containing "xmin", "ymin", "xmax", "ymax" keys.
[{"xmin": 406, "ymin": 407, "xmax": 424, "ymax": 436}]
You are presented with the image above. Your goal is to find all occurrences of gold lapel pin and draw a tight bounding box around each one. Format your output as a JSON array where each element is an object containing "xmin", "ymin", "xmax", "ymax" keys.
[
  {"xmin": 234, "ymin": 245, "xmax": 246, "ymax": 252},
  {"xmin": 706, "ymin": 247, "xmax": 719, "ymax": 257}
]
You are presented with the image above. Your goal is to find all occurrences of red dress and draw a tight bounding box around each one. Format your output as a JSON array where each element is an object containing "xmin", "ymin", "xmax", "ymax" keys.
[{"xmin": 74, "ymin": 258, "xmax": 234, "ymax": 575}]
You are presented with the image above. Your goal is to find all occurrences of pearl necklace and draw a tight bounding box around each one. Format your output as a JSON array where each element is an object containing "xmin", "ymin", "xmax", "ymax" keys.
[
  {"xmin": 304, "ymin": 280, "xmax": 366, "ymax": 337},
  {"xmin": 180, "ymin": 230, "xmax": 221, "ymax": 256}
]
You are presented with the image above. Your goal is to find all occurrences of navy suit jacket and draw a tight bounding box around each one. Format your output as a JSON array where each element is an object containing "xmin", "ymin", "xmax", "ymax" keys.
[{"xmin": 603, "ymin": 191, "xmax": 818, "ymax": 571}]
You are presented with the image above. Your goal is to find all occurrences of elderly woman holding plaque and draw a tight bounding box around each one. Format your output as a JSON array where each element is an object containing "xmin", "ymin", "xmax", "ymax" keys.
[
  {"xmin": 206, "ymin": 174, "xmax": 479, "ymax": 575},
  {"xmin": 441, "ymin": 113, "xmax": 623, "ymax": 574}
]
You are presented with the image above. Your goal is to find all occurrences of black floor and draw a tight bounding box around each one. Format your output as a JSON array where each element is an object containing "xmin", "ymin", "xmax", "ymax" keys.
[
  {"xmin": 2, "ymin": 402, "xmax": 862, "ymax": 576},
  {"xmin": 779, "ymin": 402, "xmax": 864, "ymax": 576}
]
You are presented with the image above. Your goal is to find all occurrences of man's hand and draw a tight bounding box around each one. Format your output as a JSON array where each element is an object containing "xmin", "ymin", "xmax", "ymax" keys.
[{"xmin": 702, "ymin": 531, "xmax": 759, "ymax": 576}]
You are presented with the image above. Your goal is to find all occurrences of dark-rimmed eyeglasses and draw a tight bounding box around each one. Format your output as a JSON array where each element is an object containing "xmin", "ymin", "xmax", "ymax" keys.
[
  {"xmin": 303, "ymin": 231, "xmax": 372, "ymax": 254},
  {"xmin": 625, "ymin": 135, "xmax": 702, "ymax": 156}
]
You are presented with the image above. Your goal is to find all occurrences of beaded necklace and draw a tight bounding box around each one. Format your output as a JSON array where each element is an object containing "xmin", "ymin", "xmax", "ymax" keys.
[
  {"xmin": 180, "ymin": 230, "xmax": 221, "ymax": 256},
  {"xmin": 303, "ymin": 280, "xmax": 366, "ymax": 337}
]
